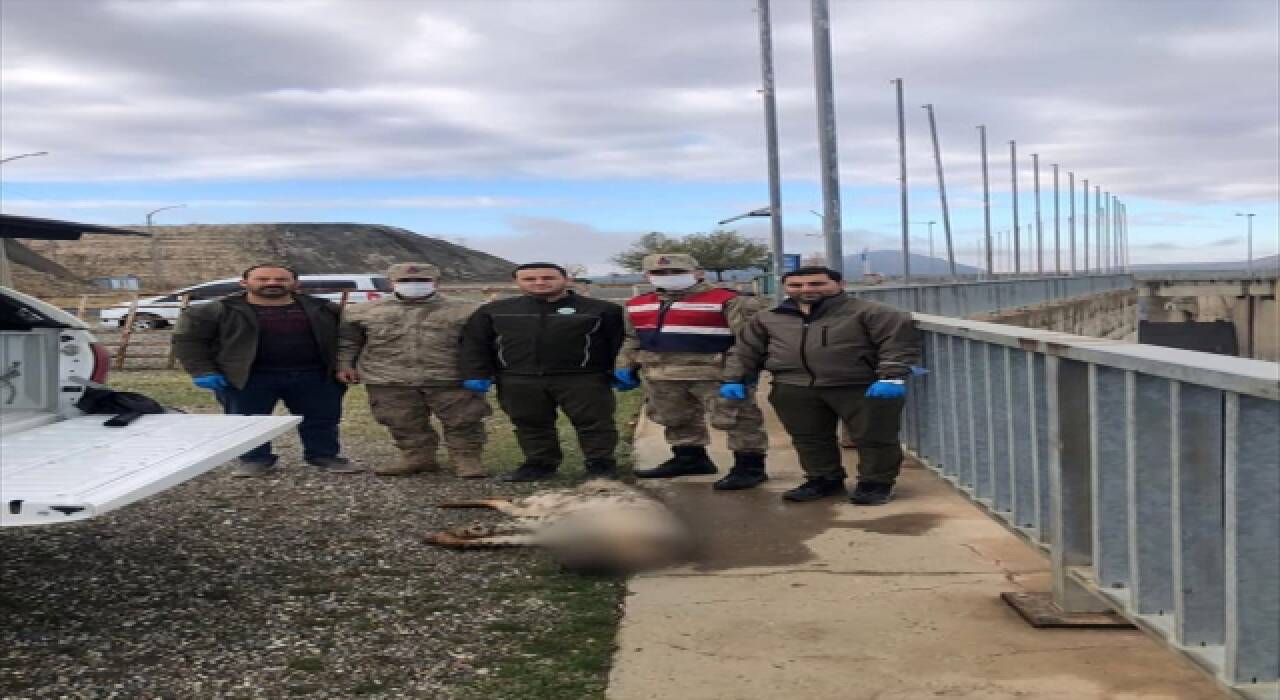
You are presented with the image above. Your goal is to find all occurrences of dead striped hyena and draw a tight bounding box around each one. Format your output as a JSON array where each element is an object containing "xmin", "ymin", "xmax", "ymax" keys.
[{"xmin": 424, "ymin": 480, "xmax": 692, "ymax": 573}]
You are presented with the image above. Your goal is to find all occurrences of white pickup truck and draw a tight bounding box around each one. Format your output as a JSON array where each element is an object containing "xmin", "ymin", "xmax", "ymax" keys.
[{"xmin": 0, "ymin": 285, "xmax": 299, "ymax": 526}]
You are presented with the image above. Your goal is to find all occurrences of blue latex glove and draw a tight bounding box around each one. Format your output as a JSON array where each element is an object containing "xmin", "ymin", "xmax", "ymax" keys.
[
  {"xmin": 462, "ymin": 379, "xmax": 493, "ymax": 394},
  {"xmin": 910, "ymin": 366, "xmax": 930, "ymax": 377},
  {"xmin": 192, "ymin": 373, "xmax": 229, "ymax": 391},
  {"xmin": 720, "ymin": 382, "xmax": 747, "ymax": 400},
  {"xmin": 611, "ymin": 369, "xmax": 641, "ymax": 391},
  {"xmin": 865, "ymin": 380, "xmax": 906, "ymax": 399}
]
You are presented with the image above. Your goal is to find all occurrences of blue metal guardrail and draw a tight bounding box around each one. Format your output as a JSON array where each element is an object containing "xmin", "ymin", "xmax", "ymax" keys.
[
  {"xmin": 849, "ymin": 274, "xmax": 1134, "ymax": 318},
  {"xmin": 904, "ymin": 314, "xmax": 1279, "ymax": 699}
]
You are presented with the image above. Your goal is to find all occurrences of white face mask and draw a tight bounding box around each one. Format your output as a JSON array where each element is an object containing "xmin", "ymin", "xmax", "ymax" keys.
[
  {"xmin": 651, "ymin": 273, "xmax": 697, "ymax": 290},
  {"xmin": 396, "ymin": 282, "xmax": 436, "ymax": 298}
]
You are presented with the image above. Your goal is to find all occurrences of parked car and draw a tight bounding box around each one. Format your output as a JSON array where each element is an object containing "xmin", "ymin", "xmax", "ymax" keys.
[
  {"xmin": 99, "ymin": 274, "xmax": 393, "ymax": 330},
  {"xmin": 0, "ymin": 285, "xmax": 298, "ymax": 525}
]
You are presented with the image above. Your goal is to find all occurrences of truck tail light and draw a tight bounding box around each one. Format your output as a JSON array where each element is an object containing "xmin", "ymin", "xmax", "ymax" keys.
[
  {"xmin": 90, "ymin": 342, "xmax": 111, "ymax": 384},
  {"xmin": 366, "ymin": 292, "xmax": 382, "ymax": 301}
]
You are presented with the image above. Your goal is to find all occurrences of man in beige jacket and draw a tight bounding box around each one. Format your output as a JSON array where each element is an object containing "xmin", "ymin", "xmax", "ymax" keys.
[{"xmin": 336, "ymin": 263, "xmax": 490, "ymax": 477}]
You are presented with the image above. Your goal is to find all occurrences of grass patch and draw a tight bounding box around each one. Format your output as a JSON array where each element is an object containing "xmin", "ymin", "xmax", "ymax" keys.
[{"xmin": 286, "ymin": 657, "xmax": 325, "ymax": 673}]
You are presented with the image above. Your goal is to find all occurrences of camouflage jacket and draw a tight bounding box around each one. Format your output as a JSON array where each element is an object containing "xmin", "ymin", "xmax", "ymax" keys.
[
  {"xmin": 337, "ymin": 294, "xmax": 480, "ymax": 386},
  {"xmin": 617, "ymin": 282, "xmax": 760, "ymax": 381}
]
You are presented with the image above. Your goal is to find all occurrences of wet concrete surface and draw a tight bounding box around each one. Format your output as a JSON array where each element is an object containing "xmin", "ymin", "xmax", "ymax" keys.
[{"xmin": 610, "ymin": 390, "xmax": 1227, "ymax": 700}]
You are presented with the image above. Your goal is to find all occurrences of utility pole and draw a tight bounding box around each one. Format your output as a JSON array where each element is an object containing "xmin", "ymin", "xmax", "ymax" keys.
[
  {"xmin": 1082, "ymin": 178, "xmax": 1090, "ymax": 273},
  {"xmin": 1068, "ymin": 171, "xmax": 1076, "ymax": 274},
  {"xmin": 1010, "ymin": 140, "xmax": 1020, "ymax": 274},
  {"xmin": 1105, "ymin": 192, "xmax": 1112, "ymax": 272},
  {"xmin": 893, "ymin": 79, "xmax": 911, "ymax": 283},
  {"xmin": 810, "ymin": 0, "xmax": 843, "ymax": 276},
  {"xmin": 1052, "ymin": 163, "xmax": 1061, "ymax": 275},
  {"xmin": 1033, "ymin": 153, "xmax": 1043, "ymax": 275},
  {"xmin": 922, "ymin": 104, "xmax": 956, "ymax": 278},
  {"xmin": 978, "ymin": 125, "xmax": 993, "ymax": 278},
  {"xmin": 756, "ymin": 0, "xmax": 786, "ymax": 299}
]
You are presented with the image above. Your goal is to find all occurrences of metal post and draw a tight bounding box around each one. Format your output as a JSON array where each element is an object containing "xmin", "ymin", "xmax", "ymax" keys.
[
  {"xmin": 923, "ymin": 104, "xmax": 956, "ymax": 278},
  {"xmin": 1095, "ymin": 186, "xmax": 1103, "ymax": 274},
  {"xmin": 894, "ymin": 79, "xmax": 911, "ymax": 284},
  {"xmin": 1082, "ymin": 178, "xmax": 1090, "ymax": 273},
  {"xmin": 1010, "ymin": 141, "xmax": 1020, "ymax": 275},
  {"xmin": 757, "ymin": 0, "xmax": 786, "ymax": 300},
  {"xmin": 979, "ymin": 125, "xmax": 993, "ymax": 277},
  {"xmin": 1104, "ymin": 192, "xmax": 1112, "ymax": 273},
  {"xmin": 1052, "ymin": 164, "xmax": 1061, "ymax": 275},
  {"xmin": 1068, "ymin": 171, "xmax": 1076, "ymax": 275},
  {"xmin": 928, "ymin": 221, "xmax": 936, "ymax": 263},
  {"xmin": 810, "ymin": 0, "xmax": 843, "ymax": 275},
  {"xmin": 1033, "ymin": 153, "xmax": 1043, "ymax": 275}
]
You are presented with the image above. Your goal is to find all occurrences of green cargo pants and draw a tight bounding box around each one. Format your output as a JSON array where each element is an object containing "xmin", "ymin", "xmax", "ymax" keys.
[
  {"xmin": 769, "ymin": 383, "xmax": 905, "ymax": 484},
  {"xmin": 496, "ymin": 373, "xmax": 618, "ymax": 467}
]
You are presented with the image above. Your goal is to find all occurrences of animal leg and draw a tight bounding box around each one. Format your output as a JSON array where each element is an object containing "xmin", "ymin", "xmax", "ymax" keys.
[{"xmin": 423, "ymin": 531, "xmax": 539, "ymax": 549}]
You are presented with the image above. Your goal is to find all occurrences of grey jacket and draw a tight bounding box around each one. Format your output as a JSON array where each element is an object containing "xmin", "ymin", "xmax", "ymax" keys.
[{"xmin": 726, "ymin": 294, "xmax": 921, "ymax": 387}]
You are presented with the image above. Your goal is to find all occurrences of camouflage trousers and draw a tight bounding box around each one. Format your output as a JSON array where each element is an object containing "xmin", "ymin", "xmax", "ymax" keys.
[
  {"xmin": 366, "ymin": 385, "xmax": 491, "ymax": 455},
  {"xmin": 643, "ymin": 380, "xmax": 769, "ymax": 453}
]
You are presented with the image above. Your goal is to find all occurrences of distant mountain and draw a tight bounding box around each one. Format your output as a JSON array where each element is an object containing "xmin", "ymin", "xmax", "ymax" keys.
[
  {"xmin": 845, "ymin": 250, "xmax": 983, "ymax": 276},
  {"xmin": 1130, "ymin": 254, "xmax": 1279, "ymax": 272}
]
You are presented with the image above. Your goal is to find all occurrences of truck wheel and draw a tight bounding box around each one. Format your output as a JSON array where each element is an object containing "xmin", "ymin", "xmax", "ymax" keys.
[{"xmin": 129, "ymin": 315, "xmax": 167, "ymax": 331}]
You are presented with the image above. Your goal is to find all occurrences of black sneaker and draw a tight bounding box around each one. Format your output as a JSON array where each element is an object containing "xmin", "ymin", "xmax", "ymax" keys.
[
  {"xmin": 306, "ymin": 456, "xmax": 363, "ymax": 474},
  {"xmin": 583, "ymin": 459, "xmax": 619, "ymax": 480},
  {"xmin": 850, "ymin": 481, "xmax": 894, "ymax": 506},
  {"xmin": 634, "ymin": 446, "xmax": 718, "ymax": 479},
  {"xmin": 500, "ymin": 463, "xmax": 559, "ymax": 482},
  {"xmin": 782, "ymin": 478, "xmax": 846, "ymax": 502}
]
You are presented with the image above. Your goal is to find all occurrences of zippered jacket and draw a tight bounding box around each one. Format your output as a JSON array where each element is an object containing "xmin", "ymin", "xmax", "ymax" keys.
[
  {"xmin": 726, "ymin": 294, "xmax": 921, "ymax": 387},
  {"xmin": 458, "ymin": 292, "xmax": 624, "ymax": 378},
  {"xmin": 172, "ymin": 292, "xmax": 341, "ymax": 390},
  {"xmin": 617, "ymin": 282, "xmax": 760, "ymax": 381},
  {"xmin": 336, "ymin": 294, "xmax": 479, "ymax": 386}
]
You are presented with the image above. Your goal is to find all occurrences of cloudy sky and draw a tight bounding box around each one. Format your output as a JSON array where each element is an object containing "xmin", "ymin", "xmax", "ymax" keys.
[{"xmin": 1, "ymin": 0, "xmax": 1277, "ymax": 273}]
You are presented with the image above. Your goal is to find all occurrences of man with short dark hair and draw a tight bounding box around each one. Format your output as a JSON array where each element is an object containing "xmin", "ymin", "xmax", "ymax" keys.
[
  {"xmin": 173, "ymin": 264, "xmax": 356, "ymax": 477},
  {"xmin": 459, "ymin": 263, "xmax": 625, "ymax": 481},
  {"xmin": 725, "ymin": 266, "xmax": 921, "ymax": 505}
]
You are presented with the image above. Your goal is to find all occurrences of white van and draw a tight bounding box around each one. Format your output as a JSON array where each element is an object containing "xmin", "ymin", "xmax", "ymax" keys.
[
  {"xmin": 0, "ymin": 285, "xmax": 299, "ymax": 526},
  {"xmin": 99, "ymin": 273, "xmax": 393, "ymax": 330}
]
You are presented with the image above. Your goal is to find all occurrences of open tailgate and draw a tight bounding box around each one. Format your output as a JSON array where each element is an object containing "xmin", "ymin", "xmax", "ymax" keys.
[{"xmin": 2, "ymin": 414, "xmax": 300, "ymax": 526}]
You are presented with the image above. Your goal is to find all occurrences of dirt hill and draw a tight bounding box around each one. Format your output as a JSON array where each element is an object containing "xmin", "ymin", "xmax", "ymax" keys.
[{"xmin": 17, "ymin": 223, "xmax": 515, "ymax": 293}]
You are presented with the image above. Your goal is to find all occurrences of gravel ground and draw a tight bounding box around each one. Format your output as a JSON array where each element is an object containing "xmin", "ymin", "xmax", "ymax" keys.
[{"xmin": 0, "ymin": 372, "xmax": 643, "ymax": 699}]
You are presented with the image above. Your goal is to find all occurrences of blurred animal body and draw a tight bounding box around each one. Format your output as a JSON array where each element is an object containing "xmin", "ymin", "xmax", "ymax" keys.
[{"xmin": 425, "ymin": 480, "xmax": 690, "ymax": 573}]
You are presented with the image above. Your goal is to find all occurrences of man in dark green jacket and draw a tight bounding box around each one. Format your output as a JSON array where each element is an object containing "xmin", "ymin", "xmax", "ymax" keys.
[
  {"xmin": 724, "ymin": 266, "xmax": 921, "ymax": 505},
  {"xmin": 172, "ymin": 264, "xmax": 356, "ymax": 477},
  {"xmin": 458, "ymin": 262, "xmax": 625, "ymax": 481}
]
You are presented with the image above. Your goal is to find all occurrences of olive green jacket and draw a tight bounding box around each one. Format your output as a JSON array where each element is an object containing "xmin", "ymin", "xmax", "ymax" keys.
[{"xmin": 337, "ymin": 294, "xmax": 480, "ymax": 386}]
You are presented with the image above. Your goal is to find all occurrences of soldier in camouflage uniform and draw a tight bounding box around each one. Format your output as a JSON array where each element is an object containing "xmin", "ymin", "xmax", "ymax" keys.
[
  {"xmin": 336, "ymin": 263, "xmax": 491, "ymax": 477},
  {"xmin": 615, "ymin": 253, "xmax": 770, "ymax": 490}
]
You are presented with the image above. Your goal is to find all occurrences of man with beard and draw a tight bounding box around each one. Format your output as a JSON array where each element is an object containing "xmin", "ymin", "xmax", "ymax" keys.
[
  {"xmin": 459, "ymin": 263, "xmax": 625, "ymax": 481},
  {"xmin": 724, "ymin": 266, "xmax": 921, "ymax": 505},
  {"xmin": 173, "ymin": 264, "xmax": 356, "ymax": 477}
]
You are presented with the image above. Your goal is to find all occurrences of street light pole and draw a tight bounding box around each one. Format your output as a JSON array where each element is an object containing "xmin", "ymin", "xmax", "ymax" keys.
[
  {"xmin": 893, "ymin": 79, "xmax": 911, "ymax": 283},
  {"xmin": 1235, "ymin": 212, "xmax": 1255, "ymax": 276},
  {"xmin": 0, "ymin": 151, "xmax": 49, "ymax": 165},
  {"xmin": 810, "ymin": 0, "xmax": 843, "ymax": 276},
  {"xmin": 146, "ymin": 204, "xmax": 186, "ymax": 290},
  {"xmin": 1032, "ymin": 153, "xmax": 1043, "ymax": 275},
  {"xmin": 978, "ymin": 125, "xmax": 992, "ymax": 278},
  {"xmin": 1068, "ymin": 171, "xmax": 1076, "ymax": 275},
  {"xmin": 1082, "ymin": 178, "xmax": 1090, "ymax": 273},
  {"xmin": 756, "ymin": 0, "xmax": 786, "ymax": 299},
  {"xmin": 922, "ymin": 104, "xmax": 956, "ymax": 278},
  {"xmin": 1009, "ymin": 140, "xmax": 1020, "ymax": 275},
  {"xmin": 1052, "ymin": 163, "xmax": 1061, "ymax": 275},
  {"xmin": 1095, "ymin": 185, "xmax": 1102, "ymax": 273}
]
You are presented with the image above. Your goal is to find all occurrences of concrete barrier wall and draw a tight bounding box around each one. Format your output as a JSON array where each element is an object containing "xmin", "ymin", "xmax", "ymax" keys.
[{"xmin": 848, "ymin": 274, "xmax": 1135, "ymax": 318}]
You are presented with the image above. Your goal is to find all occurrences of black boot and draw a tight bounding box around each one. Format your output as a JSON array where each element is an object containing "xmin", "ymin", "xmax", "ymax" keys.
[
  {"xmin": 634, "ymin": 446, "xmax": 718, "ymax": 479},
  {"xmin": 713, "ymin": 452, "xmax": 768, "ymax": 491},
  {"xmin": 499, "ymin": 462, "xmax": 559, "ymax": 482},
  {"xmin": 583, "ymin": 458, "xmax": 619, "ymax": 480}
]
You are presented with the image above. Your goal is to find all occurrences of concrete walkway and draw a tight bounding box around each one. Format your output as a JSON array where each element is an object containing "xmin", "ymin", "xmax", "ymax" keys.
[{"xmin": 608, "ymin": 396, "xmax": 1225, "ymax": 699}]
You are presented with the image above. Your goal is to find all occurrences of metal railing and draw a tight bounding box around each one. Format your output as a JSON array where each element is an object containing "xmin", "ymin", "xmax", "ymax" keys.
[
  {"xmin": 849, "ymin": 274, "xmax": 1134, "ymax": 318},
  {"xmin": 904, "ymin": 314, "xmax": 1279, "ymax": 699}
]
